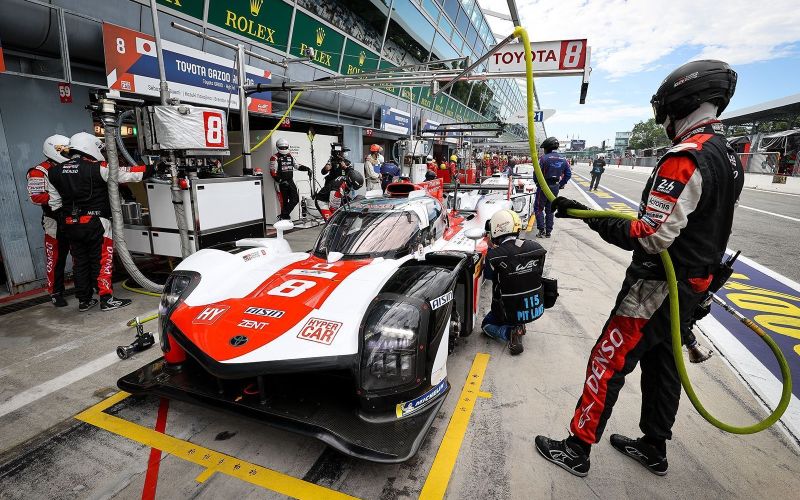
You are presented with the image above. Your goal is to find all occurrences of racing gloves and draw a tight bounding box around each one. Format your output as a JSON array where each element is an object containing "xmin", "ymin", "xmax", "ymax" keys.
[{"xmin": 553, "ymin": 197, "xmax": 589, "ymax": 218}]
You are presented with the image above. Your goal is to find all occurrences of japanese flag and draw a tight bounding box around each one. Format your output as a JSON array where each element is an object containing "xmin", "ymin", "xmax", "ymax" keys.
[{"xmin": 135, "ymin": 37, "xmax": 156, "ymax": 57}]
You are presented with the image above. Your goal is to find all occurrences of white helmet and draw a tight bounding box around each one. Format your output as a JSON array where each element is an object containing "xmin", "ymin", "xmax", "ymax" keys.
[
  {"xmin": 276, "ymin": 138, "xmax": 290, "ymax": 152},
  {"xmin": 426, "ymin": 155, "xmax": 433, "ymax": 161},
  {"xmin": 488, "ymin": 209, "xmax": 522, "ymax": 240},
  {"xmin": 43, "ymin": 134, "xmax": 70, "ymax": 163},
  {"xmin": 69, "ymin": 132, "xmax": 105, "ymax": 161}
]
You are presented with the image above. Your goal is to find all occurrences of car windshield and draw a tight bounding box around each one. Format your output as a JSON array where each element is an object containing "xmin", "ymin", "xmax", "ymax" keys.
[{"xmin": 314, "ymin": 210, "xmax": 421, "ymax": 258}]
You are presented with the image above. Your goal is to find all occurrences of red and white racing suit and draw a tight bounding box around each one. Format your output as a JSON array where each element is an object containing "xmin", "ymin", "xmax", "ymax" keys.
[
  {"xmin": 47, "ymin": 156, "xmax": 148, "ymax": 301},
  {"xmin": 570, "ymin": 122, "xmax": 744, "ymax": 445},
  {"xmin": 26, "ymin": 160, "xmax": 70, "ymax": 296}
]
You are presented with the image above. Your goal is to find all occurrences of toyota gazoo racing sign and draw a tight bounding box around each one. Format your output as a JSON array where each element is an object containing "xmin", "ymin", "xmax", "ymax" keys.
[
  {"xmin": 102, "ymin": 23, "xmax": 272, "ymax": 115},
  {"xmin": 487, "ymin": 39, "xmax": 588, "ymax": 74}
]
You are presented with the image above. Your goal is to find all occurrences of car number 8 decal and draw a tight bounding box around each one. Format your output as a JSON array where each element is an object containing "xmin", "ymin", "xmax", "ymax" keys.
[
  {"xmin": 267, "ymin": 279, "xmax": 316, "ymax": 297},
  {"xmin": 203, "ymin": 111, "xmax": 224, "ymax": 147}
]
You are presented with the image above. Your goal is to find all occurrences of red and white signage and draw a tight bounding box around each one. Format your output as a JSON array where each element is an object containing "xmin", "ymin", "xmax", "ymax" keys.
[
  {"xmin": 487, "ymin": 39, "xmax": 587, "ymax": 73},
  {"xmin": 203, "ymin": 111, "xmax": 225, "ymax": 148},
  {"xmin": 297, "ymin": 318, "xmax": 342, "ymax": 345},
  {"xmin": 58, "ymin": 82, "xmax": 72, "ymax": 103}
]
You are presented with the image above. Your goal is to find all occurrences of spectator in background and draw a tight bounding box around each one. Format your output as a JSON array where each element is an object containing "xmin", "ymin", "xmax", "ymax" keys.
[{"xmin": 589, "ymin": 155, "xmax": 606, "ymax": 191}]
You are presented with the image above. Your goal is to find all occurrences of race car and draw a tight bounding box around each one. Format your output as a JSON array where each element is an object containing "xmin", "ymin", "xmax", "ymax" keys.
[
  {"xmin": 447, "ymin": 168, "xmax": 536, "ymax": 218},
  {"xmin": 119, "ymin": 181, "xmax": 510, "ymax": 463}
]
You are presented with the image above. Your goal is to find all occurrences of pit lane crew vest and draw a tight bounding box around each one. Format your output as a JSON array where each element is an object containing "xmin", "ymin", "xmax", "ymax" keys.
[
  {"xmin": 48, "ymin": 156, "xmax": 111, "ymax": 219},
  {"xmin": 271, "ymin": 153, "xmax": 296, "ymax": 182},
  {"xmin": 634, "ymin": 122, "xmax": 744, "ymax": 275},
  {"xmin": 487, "ymin": 237, "xmax": 547, "ymax": 324}
]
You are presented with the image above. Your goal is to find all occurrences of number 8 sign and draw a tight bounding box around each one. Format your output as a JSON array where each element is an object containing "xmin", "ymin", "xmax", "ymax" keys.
[{"xmin": 203, "ymin": 111, "xmax": 226, "ymax": 148}]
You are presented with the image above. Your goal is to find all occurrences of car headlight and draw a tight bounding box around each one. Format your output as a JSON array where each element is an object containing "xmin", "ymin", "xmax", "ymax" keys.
[
  {"xmin": 360, "ymin": 300, "xmax": 422, "ymax": 392},
  {"xmin": 158, "ymin": 272, "xmax": 199, "ymax": 352}
]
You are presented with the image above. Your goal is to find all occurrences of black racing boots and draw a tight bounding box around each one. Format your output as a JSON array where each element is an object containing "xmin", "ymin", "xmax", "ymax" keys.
[{"xmin": 609, "ymin": 434, "xmax": 668, "ymax": 475}]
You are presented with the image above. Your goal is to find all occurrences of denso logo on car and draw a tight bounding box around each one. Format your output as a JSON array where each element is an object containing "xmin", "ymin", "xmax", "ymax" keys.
[
  {"xmin": 193, "ymin": 305, "xmax": 229, "ymax": 324},
  {"xmin": 395, "ymin": 380, "xmax": 448, "ymax": 418},
  {"xmin": 297, "ymin": 318, "xmax": 342, "ymax": 345}
]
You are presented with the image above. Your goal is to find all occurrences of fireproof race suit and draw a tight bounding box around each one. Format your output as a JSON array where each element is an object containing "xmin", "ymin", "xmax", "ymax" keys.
[
  {"xmin": 26, "ymin": 160, "xmax": 70, "ymax": 296},
  {"xmin": 270, "ymin": 152, "xmax": 299, "ymax": 220},
  {"xmin": 47, "ymin": 156, "xmax": 148, "ymax": 301},
  {"xmin": 534, "ymin": 152, "xmax": 572, "ymax": 234},
  {"xmin": 570, "ymin": 121, "xmax": 744, "ymax": 445}
]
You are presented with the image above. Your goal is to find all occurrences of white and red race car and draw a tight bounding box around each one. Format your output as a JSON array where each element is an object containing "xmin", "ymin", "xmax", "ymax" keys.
[{"xmin": 119, "ymin": 182, "xmax": 510, "ymax": 462}]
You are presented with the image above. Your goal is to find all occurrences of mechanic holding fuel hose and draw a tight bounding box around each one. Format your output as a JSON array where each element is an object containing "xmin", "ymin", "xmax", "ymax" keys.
[{"xmin": 535, "ymin": 60, "xmax": 743, "ymax": 477}]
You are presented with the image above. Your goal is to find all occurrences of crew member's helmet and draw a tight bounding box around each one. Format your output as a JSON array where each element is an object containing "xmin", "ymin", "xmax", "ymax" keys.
[
  {"xmin": 43, "ymin": 134, "xmax": 70, "ymax": 163},
  {"xmin": 541, "ymin": 136, "xmax": 560, "ymax": 152},
  {"xmin": 426, "ymin": 154, "xmax": 433, "ymax": 161},
  {"xmin": 424, "ymin": 170, "xmax": 437, "ymax": 181},
  {"xmin": 370, "ymin": 144, "xmax": 381, "ymax": 153},
  {"xmin": 651, "ymin": 60, "xmax": 737, "ymax": 125},
  {"xmin": 488, "ymin": 209, "xmax": 522, "ymax": 241},
  {"xmin": 276, "ymin": 138, "xmax": 290, "ymax": 153},
  {"xmin": 69, "ymin": 132, "xmax": 105, "ymax": 161},
  {"xmin": 450, "ymin": 154, "xmax": 458, "ymax": 162}
]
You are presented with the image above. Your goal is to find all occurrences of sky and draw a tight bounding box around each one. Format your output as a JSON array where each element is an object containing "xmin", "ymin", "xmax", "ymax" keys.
[{"xmin": 480, "ymin": 0, "xmax": 800, "ymax": 147}]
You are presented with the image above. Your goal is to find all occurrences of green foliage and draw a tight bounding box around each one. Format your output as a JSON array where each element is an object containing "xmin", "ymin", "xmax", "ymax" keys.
[{"xmin": 628, "ymin": 118, "xmax": 671, "ymax": 150}]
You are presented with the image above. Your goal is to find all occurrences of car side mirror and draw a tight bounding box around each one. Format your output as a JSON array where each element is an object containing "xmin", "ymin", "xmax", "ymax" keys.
[{"xmin": 273, "ymin": 220, "xmax": 294, "ymax": 240}]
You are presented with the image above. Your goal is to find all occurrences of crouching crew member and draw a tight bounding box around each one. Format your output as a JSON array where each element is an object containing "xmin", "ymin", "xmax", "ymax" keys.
[
  {"xmin": 27, "ymin": 134, "xmax": 72, "ymax": 307},
  {"xmin": 48, "ymin": 132, "xmax": 152, "ymax": 312},
  {"xmin": 482, "ymin": 209, "xmax": 547, "ymax": 355}
]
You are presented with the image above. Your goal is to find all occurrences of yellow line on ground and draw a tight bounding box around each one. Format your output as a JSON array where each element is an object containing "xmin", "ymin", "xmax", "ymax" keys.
[
  {"xmin": 75, "ymin": 392, "xmax": 358, "ymax": 500},
  {"xmin": 419, "ymin": 353, "xmax": 491, "ymax": 500}
]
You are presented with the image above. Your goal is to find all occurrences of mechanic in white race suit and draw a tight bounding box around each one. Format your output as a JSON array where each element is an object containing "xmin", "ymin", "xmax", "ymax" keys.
[
  {"xmin": 482, "ymin": 209, "xmax": 547, "ymax": 355},
  {"xmin": 26, "ymin": 134, "xmax": 71, "ymax": 307},
  {"xmin": 364, "ymin": 143, "xmax": 383, "ymax": 191},
  {"xmin": 47, "ymin": 132, "xmax": 152, "ymax": 312}
]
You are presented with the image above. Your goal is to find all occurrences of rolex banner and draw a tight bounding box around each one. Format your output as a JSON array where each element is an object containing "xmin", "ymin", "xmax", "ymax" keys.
[{"xmin": 102, "ymin": 23, "xmax": 272, "ymax": 114}]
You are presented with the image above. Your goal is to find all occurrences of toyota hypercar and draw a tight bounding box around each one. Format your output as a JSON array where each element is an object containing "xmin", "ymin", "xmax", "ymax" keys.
[{"xmin": 119, "ymin": 182, "xmax": 511, "ymax": 462}]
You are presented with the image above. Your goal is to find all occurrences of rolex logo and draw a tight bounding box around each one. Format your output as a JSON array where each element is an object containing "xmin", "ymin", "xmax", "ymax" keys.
[
  {"xmin": 315, "ymin": 27, "xmax": 326, "ymax": 46},
  {"xmin": 358, "ymin": 51, "xmax": 366, "ymax": 66},
  {"xmin": 250, "ymin": 0, "xmax": 264, "ymax": 16}
]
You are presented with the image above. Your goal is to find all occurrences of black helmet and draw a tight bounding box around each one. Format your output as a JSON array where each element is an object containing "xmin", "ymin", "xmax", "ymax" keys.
[
  {"xmin": 541, "ymin": 136, "xmax": 559, "ymax": 152},
  {"xmin": 651, "ymin": 60, "xmax": 737, "ymax": 124}
]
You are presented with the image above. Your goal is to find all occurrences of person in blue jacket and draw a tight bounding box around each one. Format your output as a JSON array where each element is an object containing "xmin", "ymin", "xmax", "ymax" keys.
[{"xmin": 534, "ymin": 137, "xmax": 572, "ymax": 238}]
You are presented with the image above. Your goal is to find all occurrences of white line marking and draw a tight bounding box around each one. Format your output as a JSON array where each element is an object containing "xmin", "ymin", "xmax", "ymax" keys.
[
  {"xmin": 743, "ymin": 187, "xmax": 800, "ymax": 198},
  {"xmin": 603, "ymin": 172, "xmax": 647, "ymax": 184},
  {"xmin": 737, "ymin": 205, "xmax": 800, "ymax": 222},
  {"xmin": 0, "ymin": 352, "xmax": 119, "ymax": 418},
  {"xmin": 570, "ymin": 179, "xmax": 603, "ymax": 210},
  {"xmin": 697, "ymin": 315, "xmax": 800, "ymax": 446}
]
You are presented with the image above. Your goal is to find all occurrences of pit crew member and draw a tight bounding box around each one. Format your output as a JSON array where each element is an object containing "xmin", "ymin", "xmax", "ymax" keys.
[
  {"xmin": 26, "ymin": 134, "xmax": 71, "ymax": 307},
  {"xmin": 534, "ymin": 137, "xmax": 572, "ymax": 238},
  {"xmin": 48, "ymin": 132, "xmax": 152, "ymax": 312},
  {"xmin": 270, "ymin": 138, "xmax": 308, "ymax": 220},
  {"xmin": 535, "ymin": 60, "xmax": 743, "ymax": 477},
  {"xmin": 482, "ymin": 209, "xmax": 547, "ymax": 355}
]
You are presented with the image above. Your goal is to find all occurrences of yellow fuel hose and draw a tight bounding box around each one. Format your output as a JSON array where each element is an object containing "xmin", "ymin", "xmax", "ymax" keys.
[
  {"xmin": 513, "ymin": 26, "xmax": 791, "ymax": 433},
  {"xmin": 224, "ymin": 91, "xmax": 304, "ymax": 167}
]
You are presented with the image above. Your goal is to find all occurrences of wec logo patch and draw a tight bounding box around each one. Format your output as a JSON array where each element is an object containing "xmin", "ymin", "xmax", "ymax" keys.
[{"xmin": 298, "ymin": 318, "xmax": 342, "ymax": 345}]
